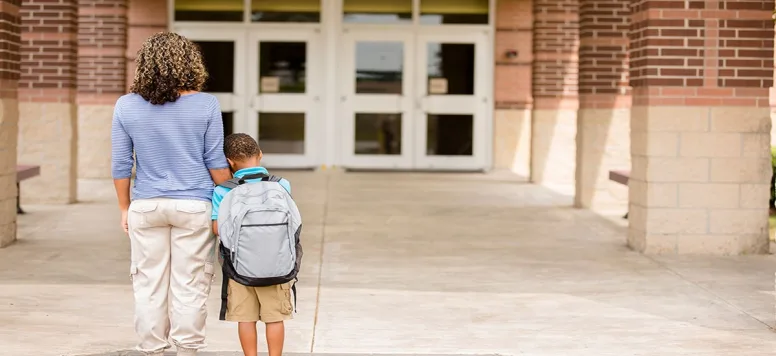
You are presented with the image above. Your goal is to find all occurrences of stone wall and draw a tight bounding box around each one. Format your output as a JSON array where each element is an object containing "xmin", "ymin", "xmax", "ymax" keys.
[
  {"xmin": 18, "ymin": 0, "xmax": 78, "ymax": 204},
  {"xmin": 628, "ymin": 0, "xmax": 774, "ymax": 255},
  {"xmin": 77, "ymin": 0, "xmax": 127, "ymax": 179},
  {"xmin": 531, "ymin": 0, "xmax": 579, "ymax": 190},
  {"xmin": 575, "ymin": 0, "xmax": 631, "ymax": 210},
  {"xmin": 0, "ymin": 0, "xmax": 20, "ymax": 247},
  {"xmin": 493, "ymin": 0, "xmax": 532, "ymax": 178}
]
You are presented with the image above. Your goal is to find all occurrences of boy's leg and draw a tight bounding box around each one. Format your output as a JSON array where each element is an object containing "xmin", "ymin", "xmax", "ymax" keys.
[
  {"xmin": 265, "ymin": 322, "xmax": 285, "ymax": 356},
  {"xmin": 238, "ymin": 322, "xmax": 259, "ymax": 356},
  {"xmin": 256, "ymin": 282, "xmax": 294, "ymax": 356},
  {"xmin": 226, "ymin": 281, "xmax": 262, "ymax": 356}
]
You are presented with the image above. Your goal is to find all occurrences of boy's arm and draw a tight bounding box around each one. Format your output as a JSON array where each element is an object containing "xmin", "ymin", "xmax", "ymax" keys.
[
  {"xmin": 211, "ymin": 186, "xmax": 227, "ymax": 236},
  {"xmin": 279, "ymin": 178, "xmax": 291, "ymax": 195}
]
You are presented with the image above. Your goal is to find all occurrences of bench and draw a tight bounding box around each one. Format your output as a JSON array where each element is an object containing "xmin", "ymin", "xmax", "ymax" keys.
[
  {"xmin": 16, "ymin": 165, "xmax": 41, "ymax": 214},
  {"xmin": 608, "ymin": 170, "xmax": 630, "ymax": 219}
]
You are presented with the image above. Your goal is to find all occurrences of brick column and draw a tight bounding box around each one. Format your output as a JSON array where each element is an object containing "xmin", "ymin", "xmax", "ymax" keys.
[
  {"xmin": 0, "ymin": 0, "xmax": 21, "ymax": 247},
  {"xmin": 629, "ymin": 0, "xmax": 774, "ymax": 254},
  {"xmin": 18, "ymin": 0, "xmax": 78, "ymax": 204},
  {"xmin": 575, "ymin": 0, "xmax": 631, "ymax": 209},
  {"xmin": 493, "ymin": 0, "xmax": 533, "ymax": 178},
  {"xmin": 532, "ymin": 0, "xmax": 579, "ymax": 190},
  {"xmin": 77, "ymin": 0, "xmax": 127, "ymax": 178},
  {"xmin": 126, "ymin": 0, "xmax": 167, "ymax": 92}
]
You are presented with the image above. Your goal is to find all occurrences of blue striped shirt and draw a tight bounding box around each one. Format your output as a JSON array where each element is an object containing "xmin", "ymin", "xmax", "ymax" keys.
[{"xmin": 111, "ymin": 92, "xmax": 229, "ymax": 202}]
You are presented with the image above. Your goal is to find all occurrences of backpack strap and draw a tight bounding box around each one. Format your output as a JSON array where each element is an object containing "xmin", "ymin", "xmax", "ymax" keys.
[
  {"xmin": 219, "ymin": 267, "xmax": 229, "ymax": 320},
  {"xmin": 262, "ymin": 175, "xmax": 283, "ymax": 183},
  {"xmin": 217, "ymin": 178, "xmax": 241, "ymax": 190},
  {"xmin": 239, "ymin": 173, "xmax": 269, "ymax": 184}
]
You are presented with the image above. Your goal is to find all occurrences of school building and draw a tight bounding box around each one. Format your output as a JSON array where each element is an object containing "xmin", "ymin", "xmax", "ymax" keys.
[{"xmin": 0, "ymin": 0, "xmax": 774, "ymax": 255}]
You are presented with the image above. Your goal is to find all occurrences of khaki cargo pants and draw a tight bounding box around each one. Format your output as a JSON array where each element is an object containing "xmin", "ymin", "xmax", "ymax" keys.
[{"xmin": 128, "ymin": 198, "xmax": 216, "ymax": 355}]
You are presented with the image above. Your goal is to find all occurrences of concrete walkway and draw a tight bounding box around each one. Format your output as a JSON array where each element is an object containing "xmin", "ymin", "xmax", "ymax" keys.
[{"xmin": 1, "ymin": 171, "xmax": 776, "ymax": 356}]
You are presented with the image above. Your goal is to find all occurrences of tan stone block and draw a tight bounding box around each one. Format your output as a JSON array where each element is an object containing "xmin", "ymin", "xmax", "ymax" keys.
[
  {"xmin": 629, "ymin": 179, "xmax": 678, "ymax": 208},
  {"xmin": 709, "ymin": 209, "xmax": 768, "ymax": 235},
  {"xmin": 740, "ymin": 183, "xmax": 769, "ymax": 209},
  {"xmin": 0, "ymin": 198, "xmax": 15, "ymax": 225},
  {"xmin": 645, "ymin": 208, "xmax": 708, "ymax": 234},
  {"xmin": 493, "ymin": 109, "xmax": 531, "ymax": 177},
  {"xmin": 629, "ymin": 155, "xmax": 647, "ymax": 181},
  {"xmin": 627, "ymin": 204, "xmax": 647, "ymax": 231},
  {"xmin": 710, "ymin": 157, "xmax": 770, "ymax": 183},
  {"xmin": 0, "ymin": 220, "xmax": 16, "ymax": 248},
  {"xmin": 643, "ymin": 234, "xmax": 678, "ymax": 254},
  {"xmin": 631, "ymin": 131, "xmax": 678, "ymax": 157},
  {"xmin": 710, "ymin": 107, "xmax": 770, "ymax": 133},
  {"xmin": 678, "ymin": 183, "xmax": 739, "ymax": 208},
  {"xmin": 679, "ymin": 133, "xmax": 741, "ymax": 158},
  {"xmin": 78, "ymin": 104, "xmax": 114, "ymax": 178},
  {"xmin": 676, "ymin": 234, "xmax": 768, "ymax": 255},
  {"xmin": 575, "ymin": 107, "xmax": 630, "ymax": 208},
  {"xmin": 645, "ymin": 157, "xmax": 709, "ymax": 183},
  {"xmin": 18, "ymin": 102, "xmax": 78, "ymax": 204},
  {"xmin": 741, "ymin": 133, "xmax": 771, "ymax": 158},
  {"xmin": 628, "ymin": 225, "xmax": 678, "ymax": 254},
  {"xmin": 0, "ymin": 174, "xmax": 16, "ymax": 201},
  {"xmin": 627, "ymin": 227, "xmax": 647, "ymax": 253},
  {"xmin": 531, "ymin": 109, "xmax": 577, "ymax": 186},
  {"xmin": 632, "ymin": 106, "xmax": 709, "ymax": 133}
]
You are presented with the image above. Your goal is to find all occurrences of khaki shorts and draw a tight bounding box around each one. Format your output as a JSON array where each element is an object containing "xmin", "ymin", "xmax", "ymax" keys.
[{"xmin": 225, "ymin": 279, "xmax": 294, "ymax": 323}]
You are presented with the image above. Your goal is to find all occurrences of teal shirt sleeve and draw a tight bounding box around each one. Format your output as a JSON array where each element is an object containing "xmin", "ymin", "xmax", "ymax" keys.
[
  {"xmin": 279, "ymin": 178, "xmax": 291, "ymax": 194},
  {"xmin": 211, "ymin": 185, "xmax": 229, "ymax": 220}
]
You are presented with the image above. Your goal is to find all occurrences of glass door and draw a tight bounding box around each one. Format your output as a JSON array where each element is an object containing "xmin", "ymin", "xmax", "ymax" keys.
[
  {"xmin": 414, "ymin": 32, "xmax": 489, "ymax": 170},
  {"xmin": 340, "ymin": 30, "xmax": 415, "ymax": 169},
  {"xmin": 248, "ymin": 30, "xmax": 322, "ymax": 168},
  {"xmin": 176, "ymin": 28, "xmax": 247, "ymax": 137}
]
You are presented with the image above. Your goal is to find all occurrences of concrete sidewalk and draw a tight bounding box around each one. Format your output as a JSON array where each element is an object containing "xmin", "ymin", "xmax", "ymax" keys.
[{"xmin": 1, "ymin": 171, "xmax": 776, "ymax": 356}]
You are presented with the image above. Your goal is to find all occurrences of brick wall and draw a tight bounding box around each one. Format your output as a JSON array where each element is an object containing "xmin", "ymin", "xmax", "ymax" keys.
[
  {"xmin": 717, "ymin": 1, "xmax": 774, "ymax": 89},
  {"xmin": 77, "ymin": 0, "xmax": 127, "ymax": 105},
  {"xmin": 126, "ymin": 0, "xmax": 167, "ymax": 91},
  {"xmin": 19, "ymin": 0, "xmax": 78, "ymax": 102},
  {"xmin": 533, "ymin": 0, "xmax": 579, "ymax": 109},
  {"xmin": 495, "ymin": 0, "xmax": 533, "ymax": 109},
  {"xmin": 579, "ymin": 0, "xmax": 630, "ymax": 108},
  {"xmin": 629, "ymin": 0, "xmax": 774, "ymax": 106},
  {"xmin": 0, "ymin": 0, "xmax": 20, "ymax": 99}
]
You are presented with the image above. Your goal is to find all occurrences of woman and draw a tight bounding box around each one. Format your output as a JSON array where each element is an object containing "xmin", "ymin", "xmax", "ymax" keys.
[{"xmin": 111, "ymin": 32, "xmax": 231, "ymax": 356}]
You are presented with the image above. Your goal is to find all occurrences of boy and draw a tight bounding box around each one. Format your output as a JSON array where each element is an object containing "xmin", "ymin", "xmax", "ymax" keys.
[{"xmin": 212, "ymin": 133, "xmax": 293, "ymax": 356}]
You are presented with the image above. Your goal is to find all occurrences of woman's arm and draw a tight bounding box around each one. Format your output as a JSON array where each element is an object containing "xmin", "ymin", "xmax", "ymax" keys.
[
  {"xmin": 204, "ymin": 98, "xmax": 230, "ymax": 185},
  {"xmin": 111, "ymin": 103, "xmax": 133, "ymax": 233},
  {"xmin": 114, "ymin": 178, "xmax": 131, "ymax": 211},
  {"xmin": 209, "ymin": 168, "xmax": 231, "ymax": 186}
]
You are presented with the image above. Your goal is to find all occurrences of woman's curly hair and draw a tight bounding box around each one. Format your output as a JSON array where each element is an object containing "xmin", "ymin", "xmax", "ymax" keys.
[{"xmin": 130, "ymin": 32, "xmax": 208, "ymax": 105}]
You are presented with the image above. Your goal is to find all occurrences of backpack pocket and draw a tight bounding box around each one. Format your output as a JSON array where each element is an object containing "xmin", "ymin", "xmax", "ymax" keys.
[{"xmin": 234, "ymin": 209, "xmax": 295, "ymax": 279}]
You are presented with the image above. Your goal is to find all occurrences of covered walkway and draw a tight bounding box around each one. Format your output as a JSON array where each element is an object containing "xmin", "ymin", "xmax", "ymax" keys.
[{"xmin": 1, "ymin": 172, "xmax": 776, "ymax": 355}]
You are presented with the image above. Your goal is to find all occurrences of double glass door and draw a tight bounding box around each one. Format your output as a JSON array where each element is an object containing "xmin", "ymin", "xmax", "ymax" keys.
[
  {"xmin": 341, "ymin": 30, "xmax": 488, "ymax": 170},
  {"xmin": 178, "ymin": 28, "xmax": 321, "ymax": 169}
]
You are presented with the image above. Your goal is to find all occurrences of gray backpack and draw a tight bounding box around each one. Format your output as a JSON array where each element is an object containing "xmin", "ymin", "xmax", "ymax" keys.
[{"xmin": 216, "ymin": 173, "xmax": 302, "ymax": 319}]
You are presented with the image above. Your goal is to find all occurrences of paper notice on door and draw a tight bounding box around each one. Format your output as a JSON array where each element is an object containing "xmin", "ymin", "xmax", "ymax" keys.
[
  {"xmin": 261, "ymin": 76, "xmax": 280, "ymax": 93},
  {"xmin": 429, "ymin": 78, "xmax": 448, "ymax": 94}
]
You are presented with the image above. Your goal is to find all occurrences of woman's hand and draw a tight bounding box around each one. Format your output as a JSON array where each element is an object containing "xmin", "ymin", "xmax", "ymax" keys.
[
  {"xmin": 114, "ymin": 178, "xmax": 132, "ymax": 234},
  {"xmin": 121, "ymin": 209, "xmax": 129, "ymax": 234}
]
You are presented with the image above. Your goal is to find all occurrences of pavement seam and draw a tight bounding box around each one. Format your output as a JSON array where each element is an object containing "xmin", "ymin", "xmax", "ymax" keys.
[
  {"xmin": 309, "ymin": 172, "xmax": 332, "ymax": 352},
  {"xmin": 640, "ymin": 254, "xmax": 774, "ymax": 331}
]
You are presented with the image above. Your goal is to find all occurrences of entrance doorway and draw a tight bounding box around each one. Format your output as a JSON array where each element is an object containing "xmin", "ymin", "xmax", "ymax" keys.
[
  {"xmin": 171, "ymin": 0, "xmax": 493, "ymax": 171},
  {"xmin": 340, "ymin": 30, "xmax": 489, "ymax": 170},
  {"xmin": 178, "ymin": 28, "xmax": 322, "ymax": 169}
]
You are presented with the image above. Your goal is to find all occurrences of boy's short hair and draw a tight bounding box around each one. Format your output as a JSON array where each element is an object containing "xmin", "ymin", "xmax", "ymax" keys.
[{"xmin": 224, "ymin": 133, "xmax": 261, "ymax": 161}]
